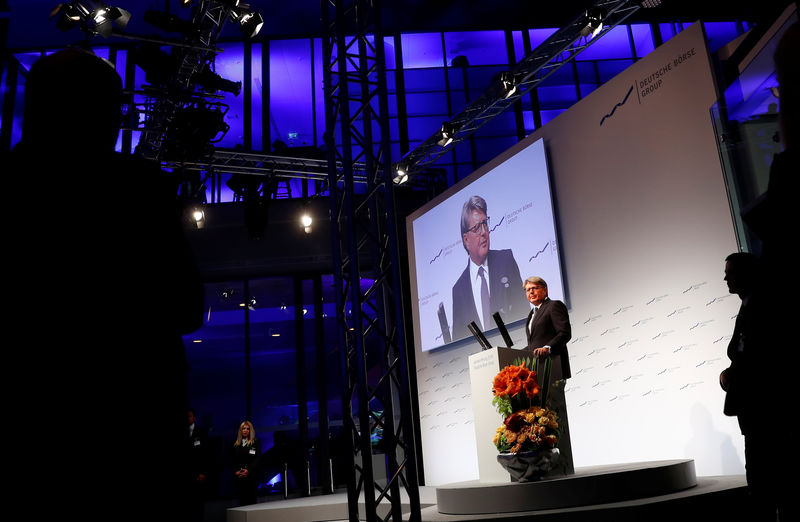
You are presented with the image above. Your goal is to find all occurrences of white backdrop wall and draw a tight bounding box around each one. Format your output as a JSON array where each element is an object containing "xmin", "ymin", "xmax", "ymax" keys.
[{"xmin": 411, "ymin": 22, "xmax": 745, "ymax": 486}]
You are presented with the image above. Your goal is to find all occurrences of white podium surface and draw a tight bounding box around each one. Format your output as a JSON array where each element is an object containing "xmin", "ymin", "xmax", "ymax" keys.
[{"xmin": 468, "ymin": 347, "xmax": 515, "ymax": 483}]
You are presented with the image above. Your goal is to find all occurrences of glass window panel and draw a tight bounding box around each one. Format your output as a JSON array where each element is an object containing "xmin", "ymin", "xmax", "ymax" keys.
[
  {"xmin": 251, "ymin": 43, "xmax": 264, "ymax": 151},
  {"xmin": 537, "ymin": 85, "xmax": 579, "ymax": 110},
  {"xmin": 474, "ymin": 136, "xmax": 518, "ymax": 163},
  {"xmin": 447, "ymin": 67, "xmax": 466, "ymax": 90},
  {"xmin": 576, "ymin": 61, "xmax": 598, "ymax": 84},
  {"xmin": 578, "ymin": 25, "xmax": 632, "ymax": 61},
  {"xmin": 630, "ymin": 24, "xmax": 655, "ymax": 57},
  {"xmin": 538, "ymin": 65, "xmax": 576, "ymax": 85},
  {"xmin": 383, "ymin": 36, "xmax": 398, "ymax": 70},
  {"xmin": 270, "ymin": 39, "xmax": 314, "ymax": 147},
  {"xmin": 406, "ymin": 115, "xmax": 443, "ymax": 142},
  {"xmin": 467, "ymin": 65, "xmax": 506, "ymax": 94},
  {"xmin": 529, "ymin": 28, "xmax": 559, "ymax": 49},
  {"xmin": 704, "ymin": 22, "xmax": 741, "ymax": 53},
  {"xmin": 523, "ymin": 110, "xmax": 536, "ymax": 134},
  {"xmin": 405, "ymin": 91, "xmax": 449, "ymax": 117},
  {"xmin": 541, "ymin": 108, "xmax": 566, "ymax": 126},
  {"xmin": 184, "ymin": 280, "xmax": 247, "ymax": 446},
  {"xmin": 454, "ymin": 142, "xmax": 473, "ymax": 163},
  {"xmin": 403, "ymin": 68, "xmax": 446, "ymax": 92},
  {"xmin": 596, "ymin": 59, "xmax": 634, "ymax": 83},
  {"xmin": 578, "ymin": 83, "xmax": 598, "ymax": 98},
  {"xmin": 214, "ymin": 43, "xmax": 245, "ymax": 148},
  {"xmin": 512, "ymin": 30, "xmax": 524, "ymax": 63},
  {"xmin": 476, "ymin": 111, "xmax": 517, "ymax": 136},
  {"xmin": 314, "ymin": 38, "xmax": 325, "ymax": 148},
  {"xmin": 401, "ymin": 33, "xmax": 444, "ymax": 69},
  {"xmin": 444, "ymin": 30, "xmax": 508, "ymax": 66}
]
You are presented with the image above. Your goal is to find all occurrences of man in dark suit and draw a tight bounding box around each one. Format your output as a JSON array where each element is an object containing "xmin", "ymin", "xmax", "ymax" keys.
[
  {"xmin": 451, "ymin": 195, "xmax": 528, "ymax": 340},
  {"xmin": 524, "ymin": 275, "xmax": 573, "ymax": 475},
  {"xmin": 718, "ymin": 252, "xmax": 785, "ymax": 520},
  {"xmin": 524, "ymin": 276, "xmax": 571, "ymax": 380}
]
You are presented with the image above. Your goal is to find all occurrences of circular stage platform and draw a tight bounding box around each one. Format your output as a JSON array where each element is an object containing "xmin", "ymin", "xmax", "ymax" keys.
[{"xmin": 435, "ymin": 459, "xmax": 697, "ymax": 515}]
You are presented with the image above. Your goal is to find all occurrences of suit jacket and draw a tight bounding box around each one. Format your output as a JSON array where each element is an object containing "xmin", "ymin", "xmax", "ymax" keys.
[
  {"xmin": 525, "ymin": 298, "xmax": 572, "ymax": 380},
  {"xmin": 722, "ymin": 298, "xmax": 762, "ymax": 432},
  {"xmin": 451, "ymin": 249, "xmax": 528, "ymax": 341}
]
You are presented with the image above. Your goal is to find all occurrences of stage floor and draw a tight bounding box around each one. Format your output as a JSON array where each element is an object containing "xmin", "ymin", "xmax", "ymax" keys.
[{"xmin": 227, "ymin": 461, "xmax": 747, "ymax": 521}]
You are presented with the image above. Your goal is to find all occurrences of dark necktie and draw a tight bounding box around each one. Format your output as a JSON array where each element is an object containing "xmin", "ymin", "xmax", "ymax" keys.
[{"xmin": 478, "ymin": 266, "xmax": 490, "ymax": 329}]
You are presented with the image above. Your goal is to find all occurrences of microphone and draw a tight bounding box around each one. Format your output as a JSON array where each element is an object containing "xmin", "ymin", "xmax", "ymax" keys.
[
  {"xmin": 492, "ymin": 311, "xmax": 513, "ymax": 348},
  {"xmin": 437, "ymin": 302, "xmax": 452, "ymax": 344},
  {"xmin": 468, "ymin": 321, "xmax": 491, "ymax": 350}
]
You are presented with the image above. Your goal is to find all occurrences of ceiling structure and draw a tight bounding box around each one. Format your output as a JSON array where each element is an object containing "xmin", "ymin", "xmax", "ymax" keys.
[{"xmin": 3, "ymin": 0, "xmax": 782, "ymax": 51}]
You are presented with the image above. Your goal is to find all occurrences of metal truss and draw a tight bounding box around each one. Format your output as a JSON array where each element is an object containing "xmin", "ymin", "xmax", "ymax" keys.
[
  {"xmin": 322, "ymin": 0, "xmax": 421, "ymax": 519},
  {"xmin": 136, "ymin": 0, "xmax": 233, "ymax": 160},
  {"xmin": 399, "ymin": 0, "xmax": 644, "ymax": 175}
]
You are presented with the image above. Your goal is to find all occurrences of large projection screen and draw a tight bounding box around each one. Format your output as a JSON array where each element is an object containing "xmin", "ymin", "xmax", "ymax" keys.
[{"xmin": 407, "ymin": 138, "xmax": 565, "ymax": 352}]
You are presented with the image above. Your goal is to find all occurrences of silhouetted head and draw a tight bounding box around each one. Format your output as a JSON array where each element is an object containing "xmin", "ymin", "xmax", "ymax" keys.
[
  {"xmin": 22, "ymin": 48, "xmax": 123, "ymax": 152},
  {"xmin": 724, "ymin": 252, "xmax": 759, "ymax": 298}
]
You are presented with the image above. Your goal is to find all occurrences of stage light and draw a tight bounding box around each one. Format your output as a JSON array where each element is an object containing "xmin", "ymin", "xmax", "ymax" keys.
[
  {"xmin": 192, "ymin": 207, "xmax": 205, "ymax": 228},
  {"xmin": 579, "ymin": 7, "xmax": 605, "ymax": 39},
  {"xmin": 500, "ymin": 71, "xmax": 519, "ymax": 99},
  {"xmin": 393, "ymin": 163, "xmax": 409, "ymax": 185},
  {"xmin": 52, "ymin": 1, "xmax": 130, "ymax": 38},
  {"xmin": 437, "ymin": 122, "xmax": 456, "ymax": 147},
  {"xmin": 180, "ymin": 0, "xmax": 195, "ymax": 6},
  {"xmin": 229, "ymin": 9, "xmax": 264, "ymax": 39},
  {"xmin": 194, "ymin": 66, "xmax": 242, "ymax": 96}
]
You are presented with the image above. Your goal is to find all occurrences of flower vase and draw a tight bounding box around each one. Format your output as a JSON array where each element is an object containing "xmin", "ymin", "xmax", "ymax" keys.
[{"xmin": 497, "ymin": 448, "xmax": 560, "ymax": 482}]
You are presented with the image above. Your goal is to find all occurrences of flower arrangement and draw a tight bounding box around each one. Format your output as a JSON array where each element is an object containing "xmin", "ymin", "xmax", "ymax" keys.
[{"xmin": 491, "ymin": 356, "xmax": 560, "ymax": 454}]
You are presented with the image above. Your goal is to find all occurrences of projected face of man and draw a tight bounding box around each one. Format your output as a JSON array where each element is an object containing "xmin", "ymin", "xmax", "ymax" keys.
[{"xmin": 463, "ymin": 209, "xmax": 490, "ymax": 266}]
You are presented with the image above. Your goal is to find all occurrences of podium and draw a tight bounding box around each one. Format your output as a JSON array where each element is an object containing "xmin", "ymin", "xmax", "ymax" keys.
[
  {"xmin": 468, "ymin": 347, "xmax": 521, "ymax": 483},
  {"xmin": 468, "ymin": 346, "xmax": 574, "ymax": 483}
]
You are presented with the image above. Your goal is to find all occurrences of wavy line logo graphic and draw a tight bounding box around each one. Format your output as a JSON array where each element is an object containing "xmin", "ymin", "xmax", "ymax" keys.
[
  {"xmin": 528, "ymin": 241, "xmax": 550, "ymax": 262},
  {"xmin": 429, "ymin": 249, "xmax": 443, "ymax": 264},
  {"xmin": 490, "ymin": 215, "xmax": 504, "ymax": 233},
  {"xmin": 600, "ymin": 85, "xmax": 634, "ymax": 126}
]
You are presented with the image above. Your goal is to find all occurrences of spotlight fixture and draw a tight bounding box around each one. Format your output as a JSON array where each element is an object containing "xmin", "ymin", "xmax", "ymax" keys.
[
  {"xmin": 393, "ymin": 163, "xmax": 409, "ymax": 185},
  {"xmin": 437, "ymin": 122, "xmax": 456, "ymax": 147},
  {"xmin": 191, "ymin": 207, "xmax": 206, "ymax": 229},
  {"xmin": 500, "ymin": 71, "xmax": 519, "ymax": 99},
  {"xmin": 579, "ymin": 7, "xmax": 605, "ymax": 39},
  {"xmin": 229, "ymin": 8, "xmax": 264, "ymax": 39},
  {"xmin": 194, "ymin": 66, "xmax": 242, "ymax": 96},
  {"xmin": 180, "ymin": 0, "xmax": 195, "ymax": 6},
  {"xmin": 52, "ymin": 1, "xmax": 131, "ymax": 38},
  {"xmin": 301, "ymin": 212, "xmax": 313, "ymax": 234}
]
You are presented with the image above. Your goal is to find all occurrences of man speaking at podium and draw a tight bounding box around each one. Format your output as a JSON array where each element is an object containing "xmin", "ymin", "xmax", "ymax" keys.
[
  {"xmin": 524, "ymin": 276, "xmax": 572, "ymax": 381},
  {"xmin": 524, "ymin": 275, "xmax": 574, "ymax": 475},
  {"xmin": 451, "ymin": 195, "xmax": 528, "ymax": 340}
]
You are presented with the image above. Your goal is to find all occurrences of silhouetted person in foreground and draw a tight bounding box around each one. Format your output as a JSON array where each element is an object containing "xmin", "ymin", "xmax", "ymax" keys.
[
  {"xmin": 734, "ymin": 22, "xmax": 799, "ymax": 521},
  {"xmin": 3, "ymin": 48, "xmax": 203, "ymax": 521}
]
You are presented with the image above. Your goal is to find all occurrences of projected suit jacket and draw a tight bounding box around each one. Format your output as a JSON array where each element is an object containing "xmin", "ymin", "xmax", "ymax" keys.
[
  {"xmin": 525, "ymin": 297, "xmax": 572, "ymax": 380},
  {"xmin": 451, "ymin": 249, "xmax": 528, "ymax": 342}
]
